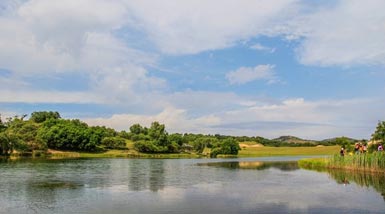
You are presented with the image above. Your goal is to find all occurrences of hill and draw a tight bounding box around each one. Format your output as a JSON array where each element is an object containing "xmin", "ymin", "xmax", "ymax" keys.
[{"xmin": 272, "ymin": 135, "xmax": 317, "ymax": 145}]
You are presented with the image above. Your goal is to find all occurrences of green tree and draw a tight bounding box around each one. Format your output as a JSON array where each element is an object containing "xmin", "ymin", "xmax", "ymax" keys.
[
  {"xmin": 30, "ymin": 111, "xmax": 61, "ymax": 123},
  {"xmin": 336, "ymin": 136, "xmax": 353, "ymax": 152},
  {"xmin": 210, "ymin": 138, "xmax": 240, "ymax": 157},
  {"xmin": 372, "ymin": 121, "xmax": 385, "ymax": 143},
  {"xmin": 37, "ymin": 119, "xmax": 99, "ymax": 151},
  {"xmin": 101, "ymin": 137, "xmax": 126, "ymax": 149},
  {"xmin": 130, "ymin": 124, "xmax": 144, "ymax": 135}
]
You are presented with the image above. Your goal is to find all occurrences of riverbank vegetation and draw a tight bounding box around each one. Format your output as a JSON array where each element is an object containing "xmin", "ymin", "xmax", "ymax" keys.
[
  {"xmin": 0, "ymin": 111, "xmax": 240, "ymax": 158},
  {"xmin": 299, "ymin": 121, "xmax": 385, "ymax": 172},
  {"xmin": 0, "ymin": 111, "xmax": 382, "ymax": 159},
  {"xmin": 299, "ymin": 153, "xmax": 385, "ymax": 172}
]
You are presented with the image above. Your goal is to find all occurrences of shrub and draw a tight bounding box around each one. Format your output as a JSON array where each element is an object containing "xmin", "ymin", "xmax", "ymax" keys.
[{"xmin": 101, "ymin": 137, "xmax": 126, "ymax": 149}]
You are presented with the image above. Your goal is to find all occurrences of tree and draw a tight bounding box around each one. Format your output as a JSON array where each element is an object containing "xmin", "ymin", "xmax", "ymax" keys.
[
  {"xmin": 372, "ymin": 121, "xmax": 385, "ymax": 143},
  {"xmin": 130, "ymin": 124, "xmax": 144, "ymax": 135},
  {"xmin": 101, "ymin": 137, "xmax": 126, "ymax": 149},
  {"xmin": 30, "ymin": 111, "xmax": 61, "ymax": 123},
  {"xmin": 210, "ymin": 138, "xmax": 240, "ymax": 158},
  {"xmin": 37, "ymin": 119, "xmax": 99, "ymax": 151},
  {"xmin": 336, "ymin": 136, "xmax": 353, "ymax": 152}
]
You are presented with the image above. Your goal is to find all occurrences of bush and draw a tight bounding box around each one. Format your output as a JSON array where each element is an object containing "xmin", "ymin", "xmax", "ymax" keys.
[
  {"xmin": 134, "ymin": 141, "xmax": 162, "ymax": 153},
  {"xmin": 101, "ymin": 137, "xmax": 126, "ymax": 149}
]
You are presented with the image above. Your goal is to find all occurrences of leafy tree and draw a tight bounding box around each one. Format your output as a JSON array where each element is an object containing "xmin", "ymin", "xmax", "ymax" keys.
[
  {"xmin": 130, "ymin": 124, "xmax": 145, "ymax": 135},
  {"xmin": 30, "ymin": 111, "xmax": 61, "ymax": 123},
  {"xmin": 192, "ymin": 137, "xmax": 219, "ymax": 153},
  {"xmin": 0, "ymin": 114, "xmax": 6, "ymax": 132},
  {"xmin": 336, "ymin": 136, "xmax": 353, "ymax": 152},
  {"xmin": 37, "ymin": 119, "xmax": 99, "ymax": 151},
  {"xmin": 101, "ymin": 137, "xmax": 126, "ymax": 149},
  {"xmin": 210, "ymin": 138, "xmax": 240, "ymax": 157},
  {"xmin": 148, "ymin": 122, "xmax": 168, "ymax": 146},
  {"xmin": 0, "ymin": 132, "xmax": 14, "ymax": 155},
  {"xmin": 220, "ymin": 138, "xmax": 241, "ymax": 155},
  {"xmin": 372, "ymin": 121, "xmax": 385, "ymax": 143},
  {"xmin": 168, "ymin": 133, "xmax": 186, "ymax": 146}
]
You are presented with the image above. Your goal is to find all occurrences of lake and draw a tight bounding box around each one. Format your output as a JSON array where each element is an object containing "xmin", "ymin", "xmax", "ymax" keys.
[{"xmin": 1, "ymin": 157, "xmax": 385, "ymax": 214}]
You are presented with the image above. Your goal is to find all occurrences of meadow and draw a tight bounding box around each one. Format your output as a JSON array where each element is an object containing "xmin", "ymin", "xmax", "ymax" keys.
[{"xmin": 238, "ymin": 145, "xmax": 339, "ymax": 157}]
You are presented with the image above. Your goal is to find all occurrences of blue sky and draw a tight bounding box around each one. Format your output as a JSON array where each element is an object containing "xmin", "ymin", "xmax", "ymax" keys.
[{"xmin": 0, "ymin": 0, "xmax": 384, "ymax": 140}]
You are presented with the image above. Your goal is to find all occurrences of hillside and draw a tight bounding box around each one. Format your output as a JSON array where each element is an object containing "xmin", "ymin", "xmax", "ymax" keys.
[{"xmin": 272, "ymin": 136, "xmax": 317, "ymax": 145}]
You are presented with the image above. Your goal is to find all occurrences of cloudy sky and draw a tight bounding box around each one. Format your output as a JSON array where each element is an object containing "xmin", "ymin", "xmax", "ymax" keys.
[{"xmin": 1, "ymin": 0, "xmax": 384, "ymax": 140}]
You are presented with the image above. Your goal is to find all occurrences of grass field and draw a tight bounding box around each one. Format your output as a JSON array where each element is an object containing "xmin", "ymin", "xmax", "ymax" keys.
[
  {"xmin": 238, "ymin": 145, "xmax": 339, "ymax": 157},
  {"xmin": 19, "ymin": 140, "xmax": 341, "ymax": 159}
]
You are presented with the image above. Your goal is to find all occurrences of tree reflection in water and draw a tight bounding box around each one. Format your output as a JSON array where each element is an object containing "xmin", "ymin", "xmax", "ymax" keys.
[
  {"xmin": 128, "ymin": 159, "xmax": 165, "ymax": 192},
  {"xmin": 198, "ymin": 161, "xmax": 299, "ymax": 171},
  {"xmin": 327, "ymin": 169, "xmax": 385, "ymax": 201}
]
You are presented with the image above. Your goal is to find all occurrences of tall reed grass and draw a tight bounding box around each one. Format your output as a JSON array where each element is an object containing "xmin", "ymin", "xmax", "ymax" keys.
[{"xmin": 329, "ymin": 152, "xmax": 385, "ymax": 172}]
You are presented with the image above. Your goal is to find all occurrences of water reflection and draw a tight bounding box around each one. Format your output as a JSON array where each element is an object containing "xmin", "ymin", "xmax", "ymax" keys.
[
  {"xmin": 1, "ymin": 158, "xmax": 385, "ymax": 214},
  {"xmin": 327, "ymin": 169, "xmax": 385, "ymax": 201},
  {"xmin": 198, "ymin": 161, "xmax": 299, "ymax": 171},
  {"xmin": 128, "ymin": 159, "xmax": 165, "ymax": 192}
]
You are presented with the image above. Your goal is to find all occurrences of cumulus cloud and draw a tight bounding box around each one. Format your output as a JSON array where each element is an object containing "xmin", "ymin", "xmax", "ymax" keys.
[
  {"xmin": 293, "ymin": 0, "xmax": 385, "ymax": 66},
  {"xmin": 226, "ymin": 65, "xmax": 277, "ymax": 85},
  {"xmin": 0, "ymin": 0, "xmax": 384, "ymax": 140},
  {"xmin": 84, "ymin": 105, "xmax": 221, "ymax": 134},
  {"xmin": 84, "ymin": 96, "xmax": 385, "ymax": 139},
  {"xmin": 123, "ymin": 0, "xmax": 298, "ymax": 55}
]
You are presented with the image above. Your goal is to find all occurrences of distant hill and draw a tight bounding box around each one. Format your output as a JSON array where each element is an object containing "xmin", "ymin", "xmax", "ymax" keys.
[
  {"xmin": 320, "ymin": 137, "xmax": 359, "ymax": 144},
  {"xmin": 272, "ymin": 136, "xmax": 317, "ymax": 145}
]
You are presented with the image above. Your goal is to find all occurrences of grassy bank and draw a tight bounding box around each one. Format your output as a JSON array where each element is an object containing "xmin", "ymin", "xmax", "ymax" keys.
[
  {"xmin": 238, "ymin": 145, "xmax": 339, "ymax": 157},
  {"xmin": 46, "ymin": 149, "xmax": 202, "ymax": 159},
  {"xmin": 7, "ymin": 144, "xmax": 341, "ymax": 159},
  {"xmin": 299, "ymin": 152, "xmax": 385, "ymax": 172}
]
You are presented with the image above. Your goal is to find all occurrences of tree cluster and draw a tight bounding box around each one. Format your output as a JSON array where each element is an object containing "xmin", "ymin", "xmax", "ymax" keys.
[{"xmin": 0, "ymin": 111, "xmax": 124, "ymax": 155}]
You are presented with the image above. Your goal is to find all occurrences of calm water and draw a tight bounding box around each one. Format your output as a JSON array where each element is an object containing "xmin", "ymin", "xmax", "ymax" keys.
[{"xmin": 1, "ymin": 157, "xmax": 385, "ymax": 214}]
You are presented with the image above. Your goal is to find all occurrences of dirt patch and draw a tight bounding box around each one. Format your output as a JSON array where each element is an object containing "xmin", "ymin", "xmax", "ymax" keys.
[{"xmin": 239, "ymin": 143, "xmax": 264, "ymax": 148}]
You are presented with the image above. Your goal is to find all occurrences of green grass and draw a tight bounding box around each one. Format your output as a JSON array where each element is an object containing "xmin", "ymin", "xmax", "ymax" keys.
[
  {"xmin": 298, "ymin": 158, "xmax": 329, "ymax": 171},
  {"xmin": 299, "ymin": 152, "xmax": 385, "ymax": 172},
  {"xmin": 329, "ymin": 152, "xmax": 385, "ymax": 172},
  {"xmin": 238, "ymin": 145, "xmax": 339, "ymax": 157}
]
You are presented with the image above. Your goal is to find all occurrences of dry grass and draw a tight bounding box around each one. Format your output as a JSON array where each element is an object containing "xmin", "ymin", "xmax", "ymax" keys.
[{"xmin": 238, "ymin": 145, "xmax": 339, "ymax": 157}]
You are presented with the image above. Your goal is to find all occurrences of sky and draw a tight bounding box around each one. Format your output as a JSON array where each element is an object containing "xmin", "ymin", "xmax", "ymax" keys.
[{"xmin": 0, "ymin": 0, "xmax": 385, "ymax": 140}]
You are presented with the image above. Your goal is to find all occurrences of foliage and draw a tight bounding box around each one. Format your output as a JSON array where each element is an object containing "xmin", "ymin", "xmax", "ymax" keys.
[
  {"xmin": 372, "ymin": 121, "xmax": 385, "ymax": 143},
  {"xmin": 37, "ymin": 119, "xmax": 100, "ymax": 151},
  {"xmin": 192, "ymin": 137, "xmax": 219, "ymax": 153},
  {"xmin": 101, "ymin": 137, "xmax": 126, "ymax": 149},
  {"xmin": 0, "ymin": 132, "xmax": 15, "ymax": 155},
  {"xmin": 335, "ymin": 137, "xmax": 354, "ymax": 152},
  {"xmin": 210, "ymin": 138, "xmax": 240, "ymax": 158},
  {"xmin": 329, "ymin": 153, "xmax": 385, "ymax": 172},
  {"xmin": 30, "ymin": 111, "xmax": 61, "ymax": 123},
  {"xmin": 131, "ymin": 122, "xmax": 178, "ymax": 153}
]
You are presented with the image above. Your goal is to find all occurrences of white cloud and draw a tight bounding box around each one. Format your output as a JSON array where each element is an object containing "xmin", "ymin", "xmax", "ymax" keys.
[
  {"xmin": 0, "ymin": 0, "xmax": 163, "ymax": 106},
  {"xmin": 293, "ymin": 0, "xmax": 385, "ymax": 66},
  {"xmin": 84, "ymin": 96, "xmax": 385, "ymax": 140},
  {"xmin": 0, "ymin": 90, "xmax": 104, "ymax": 104},
  {"xmin": 123, "ymin": 0, "xmax": 298, "ymax": 55},
  {"xmin": 250, "ymin": 43, "xmax": 276, "ymax": 53},
  {"xmin": 84, "ymin": 105, "xmax": 221, "ymax": 134},
  {"xmin": 226, "ymin": 65, "xmax": 276, "ymax": 85}
]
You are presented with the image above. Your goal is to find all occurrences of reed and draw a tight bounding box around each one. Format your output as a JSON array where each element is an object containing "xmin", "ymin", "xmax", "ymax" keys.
[{"xmin": 329, "ymin": 152, "xmax": 385, "ymax": 172}]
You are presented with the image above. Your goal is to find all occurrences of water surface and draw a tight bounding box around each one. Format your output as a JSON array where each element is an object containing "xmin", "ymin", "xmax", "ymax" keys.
[{"xmin": 1, "ymin": 157, "xmax": 384, "ymax": 213}]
